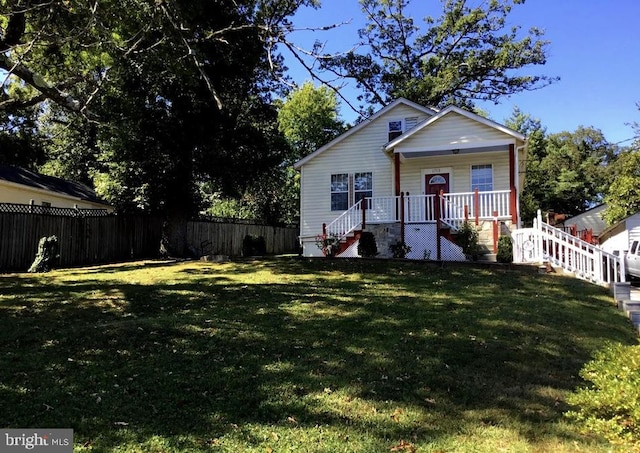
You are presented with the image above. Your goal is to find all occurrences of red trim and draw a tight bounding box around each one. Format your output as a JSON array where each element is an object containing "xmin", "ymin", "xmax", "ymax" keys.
[
  {"xmin": 400, "ymin": 192, "xmax": 405, "ymax": 243},
  {"xmin": 493, "ymin": 211, "xmax": 499, "ymax": 253},
  {"xmin": 509, "ymin": 144, "xmax": 517, "ymax": 223},
  {"xmin": 474, "ymin": 189, "xmax": 480, "ymax": 226}
]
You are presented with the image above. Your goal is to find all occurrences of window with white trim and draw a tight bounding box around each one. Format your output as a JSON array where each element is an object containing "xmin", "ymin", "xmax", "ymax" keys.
[
  {"xmin": 354, "ymin": 172, "xmax": 373, "ymax": 201},
  {"xmin": 330, "ymin": 172, "xmax": 373, "ymax": 211},
  {"xmin": 388, "ymin": 120, "xmax": 403, "ymax": 141},
  {"xmin": 471, "ymin": 164, "xmax": 493, "ymax": 192},
  {"xmin": 331, "ymin": 173, "xmax": 349, "ymax": 211}
]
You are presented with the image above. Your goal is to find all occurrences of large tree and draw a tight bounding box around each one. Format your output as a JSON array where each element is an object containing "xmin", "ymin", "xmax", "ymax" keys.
[
  {"xmin": 320, "ymin": 0, "xmax": 556, "ymax": 111},
  {"xmin": 0, "ymin": 0, "xmax": 316, "ymax": 255}
]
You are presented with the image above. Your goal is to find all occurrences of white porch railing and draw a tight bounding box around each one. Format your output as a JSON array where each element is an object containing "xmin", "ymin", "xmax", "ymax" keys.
[
  {"xmin": 512, "ymin": 211, "xmax": 625, "ymax": 286},
  {"xmin": 323, "ymin": 190, "xmax": 513, "ymax": 241}
]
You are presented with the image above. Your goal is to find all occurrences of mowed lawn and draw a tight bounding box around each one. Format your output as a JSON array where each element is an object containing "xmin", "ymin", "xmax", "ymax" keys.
[{"xmin": 0, "ymin": 258, "xmax": 637, "ymax": 452}]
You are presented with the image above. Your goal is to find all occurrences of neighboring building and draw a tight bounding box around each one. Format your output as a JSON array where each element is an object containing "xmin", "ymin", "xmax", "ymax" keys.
[
  {"xmin": 559, "ymin": 204, "xmax": 608, "ymax": 244},
  {"xmin": 599, "ymin": 211, "xmax": 640, "ymax": 254},
  {"xmin": 0, "ymin": 165, "xmax": 112, "ymax": 212},
  {"xmin": 294, "ymin": 98, "xmax": 526, "ymax": 259}
]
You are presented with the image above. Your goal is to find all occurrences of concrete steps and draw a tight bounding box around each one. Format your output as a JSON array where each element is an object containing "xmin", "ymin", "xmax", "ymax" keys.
[{"xmin": 612, "ymin": 282, "xmax": 640, "ymax": 334}]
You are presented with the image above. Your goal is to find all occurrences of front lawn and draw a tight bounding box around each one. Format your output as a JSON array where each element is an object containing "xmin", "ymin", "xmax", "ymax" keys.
[{"xmin": 0, "ymin": 258, "xmax": 636, "ymax": 452}]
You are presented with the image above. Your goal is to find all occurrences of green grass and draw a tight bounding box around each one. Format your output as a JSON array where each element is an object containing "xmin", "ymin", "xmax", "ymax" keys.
[{"xmin": 0, "ymin": 258, "xmax": 637, "ymax": 452}]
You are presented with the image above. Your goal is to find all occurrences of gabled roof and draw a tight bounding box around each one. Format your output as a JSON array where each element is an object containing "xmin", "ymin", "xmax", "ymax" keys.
[
  {"xmin": 384, "ymin": 105, "xmax": 525, "ymax": 152},
  {"xmin": 293, "ymin": 98, "xmax": 437, "ymax": 169},
  {"xmin": 0, "ymin": 165, "xmax": 109, "ymax": 205}
]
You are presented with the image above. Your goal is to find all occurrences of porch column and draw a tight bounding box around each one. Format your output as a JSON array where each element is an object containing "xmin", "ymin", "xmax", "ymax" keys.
[
  {"xmin": 394, "ymin": 152, "xmax": 401, "ymax": 196},
  {"xmin": 509, "ymin": 143, "xmax": 518, "ymax": 223}
]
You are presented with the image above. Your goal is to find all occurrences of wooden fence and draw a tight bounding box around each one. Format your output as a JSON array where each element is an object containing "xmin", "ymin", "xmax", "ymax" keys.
[{"xmin": 0, "ymin": 213, "xmax": 299, "ymax": 272}]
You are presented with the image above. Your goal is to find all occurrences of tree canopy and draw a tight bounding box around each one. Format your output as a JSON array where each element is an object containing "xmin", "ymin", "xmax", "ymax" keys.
[{"xmin": 321, "ymin": 0, "xmax": 556, "ymax": 111}]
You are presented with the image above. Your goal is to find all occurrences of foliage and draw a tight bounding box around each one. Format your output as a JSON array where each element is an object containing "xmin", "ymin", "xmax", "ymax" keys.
[
  {"xmin": 315, "ymin": 233, "xmax": 341, "ymax": 257},
  {"xmin": 496, "ymin": 235, "xmax": 513, "ymax": 263},
  {"xmin": 603, "ymin": 147, "xmax": 640, "ymax": 225},
  {"xmin": 0, "ymin": 0, "xmax": 314, "ymax": 255},
  {"xmin": 242, "ymin": 235, "xmax": 267, "ymax": 257},
  {"xmin": 456, "ymin": 221, "xmax": 481, "ymax": 259},
  {"xmin": 389, "ymin": 240, "xmax": 411, "ymax": 258},
  {"xmin": 357, "ymin": 231, "xmax": 378, "ymax": 257},
  {"xmin": 0, "ymin": 259, "xmax": 636, "ymax": 452},
  {"xmin": 322, "ymin": 0, "xmax": 556, "ymax": 111},
  {"xmin": 566, "ymin": 343, "xmax": 640, "ymax": 450},
  {"xmin": 277, "ymin": 82, "xmax": 345, "ymax": 162},
  {"xmin": 505, "ymin": 107, "xmax": 619, "ymax": 220}
]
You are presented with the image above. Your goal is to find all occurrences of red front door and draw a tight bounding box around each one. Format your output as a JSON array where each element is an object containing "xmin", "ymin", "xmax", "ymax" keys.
[{"xmin": 425, "ymin": 173, "xmax": 450, "ymax": 221}]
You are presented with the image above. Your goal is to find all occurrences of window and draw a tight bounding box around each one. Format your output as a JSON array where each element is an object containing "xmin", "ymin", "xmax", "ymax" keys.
[
  {"xmin": 354, "ymin": 172, "xmax": 373, "ymax": 201},
  {"xmin": 471, "ymin": 164, "xmax": 493, "ymax": 192},
  {"xmin": 388, "ymin": 120, "xmax": 403, "ymax": 141},
  {"xmin": 41, "ymin": 201, "xmax": 51, "ymax": 207},
  {"xmin": 330, "ymin": 172, "xmax": 373, "ymax": 210},
  {"xmin": 331, "ymin": 174, "xmax": 349, "ymax": 211}
]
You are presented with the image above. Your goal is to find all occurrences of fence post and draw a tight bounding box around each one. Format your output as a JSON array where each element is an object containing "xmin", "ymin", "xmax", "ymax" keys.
[
  {"xmin": 361, "ymin": 195, "xmax": 366, "ymax": 231},
  {"xmin": 464, "ymin": 204, "xmax": 469, "ymax": 222}
]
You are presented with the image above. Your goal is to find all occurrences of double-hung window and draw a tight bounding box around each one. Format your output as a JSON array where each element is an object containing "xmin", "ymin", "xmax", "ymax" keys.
[
  {"xmin": 330, "ymin": 172, "xmax": 373, "ymax": 211},
  {"xmin": 331, "ymin": 174, "xmax": 349, "ymax": 211},
  {"xmin": 471, "ymin": 164, "xmax": 493, "ymax": 192}
]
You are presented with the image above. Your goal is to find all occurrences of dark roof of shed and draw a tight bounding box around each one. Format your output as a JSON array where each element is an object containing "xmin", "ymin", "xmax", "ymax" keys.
[{"xmin": 0, "ymin": 165, "xmax": 109, "ymax": 205}]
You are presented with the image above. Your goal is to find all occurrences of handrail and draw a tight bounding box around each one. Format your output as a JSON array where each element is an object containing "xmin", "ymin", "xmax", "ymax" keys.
[
  {"xmin": 324, "ymin": 199, "xmax": 364, "ymax": 238},
  {"xmin": 512, "ymin": 214, "xmax": 625, "ymax": 286}
]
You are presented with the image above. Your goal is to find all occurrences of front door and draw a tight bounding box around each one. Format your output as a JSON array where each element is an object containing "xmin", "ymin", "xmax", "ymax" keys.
[{"xmin": 425, "ymin": 173, "xmax": 450, "ymax": 221}]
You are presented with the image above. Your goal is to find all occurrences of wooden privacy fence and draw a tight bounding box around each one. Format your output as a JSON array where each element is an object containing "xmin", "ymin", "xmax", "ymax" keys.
[
  {"xmin": 186, "ymin": 220, "xmax": 299, "ymax": 257},
  {"xmin": 0, "ymin": 212, "xmax": 299, "ymax": 272},
  {"xmin": 0, "ymin": 213, "xmax": 164, "ymax": 271}
]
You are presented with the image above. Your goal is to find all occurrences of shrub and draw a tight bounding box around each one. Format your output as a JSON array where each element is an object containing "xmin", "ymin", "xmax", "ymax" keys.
[
  {"xmin": 389, "ymin": 240, "xmax": 411, "ymax": 259},
  {"xmin": 315, "ymin": 234, "xmax": 341, "ymax": 257},
  {"xmin": 456, "ymin": 221, "xmax": 481, "ymax": 260},
  {"xmin": 496, "ymin": 235, "xmax": 513, "ymax": 263},
  {"xmin": 565, "ymin": 343, "xmax": 640, "ymax": 450},
  {"xmin": 357, "ymin": 232, "xmax": 378, "ymax": 257},
  {"xmin": 242, "ymin": 235, "xmax": 267, "ymax": 256}
]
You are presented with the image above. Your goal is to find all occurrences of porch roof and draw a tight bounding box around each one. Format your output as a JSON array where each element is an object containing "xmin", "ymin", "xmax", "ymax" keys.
[{"xmin": 384, "ymin": 105, "xmax": 525, "ymax": 158}]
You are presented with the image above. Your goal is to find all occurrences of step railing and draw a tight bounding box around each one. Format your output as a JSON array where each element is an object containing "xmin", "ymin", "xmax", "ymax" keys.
[
  {"xmin": 324, "ymin": 199, "xmax": 364, "ymax": 238},
  {"xmin": 512, "ymin": 211, "xmax": 625, "ymax": 286}
]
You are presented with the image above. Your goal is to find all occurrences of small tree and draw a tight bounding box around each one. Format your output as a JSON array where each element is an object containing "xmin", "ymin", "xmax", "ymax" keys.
[{"xmin": 496, "ymin": 235, "xmax": 513, "ymax": 263}]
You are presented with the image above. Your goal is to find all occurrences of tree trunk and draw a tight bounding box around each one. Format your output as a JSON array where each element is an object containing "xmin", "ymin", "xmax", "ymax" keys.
[{"xmin": 159, "ymin": 213, "xmax": 189, "ymax": 258}]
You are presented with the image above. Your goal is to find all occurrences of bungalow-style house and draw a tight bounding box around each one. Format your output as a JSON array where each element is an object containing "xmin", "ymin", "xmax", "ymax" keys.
[
  {"xmin": 294, "ymin": 98, "xmax": 526, "ymax": 259},
  {"xmin": 0, "ymin": 165, "xmax": 112, "ymax": 212}
]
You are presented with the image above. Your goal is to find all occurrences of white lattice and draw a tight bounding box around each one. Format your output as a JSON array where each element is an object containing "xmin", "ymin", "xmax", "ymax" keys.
[{"xmin": 404, "ymin": 223, "xmax": 466, "ymax": 261}]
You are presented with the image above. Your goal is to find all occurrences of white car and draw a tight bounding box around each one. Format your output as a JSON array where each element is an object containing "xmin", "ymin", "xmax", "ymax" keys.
[{"xmin": 626, "ymin": 240, "xmax": 640, "ymax": 279}]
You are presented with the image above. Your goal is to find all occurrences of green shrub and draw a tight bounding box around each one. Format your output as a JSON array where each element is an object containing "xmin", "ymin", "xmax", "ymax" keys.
[
  {"xmin": 389, "ymin": 240, "xmax": 411, "ymax": 259},
  {"xmin": 565, "ymin": 342, "xmax": 640, "ymax": 450},
  {"xmin": 242, "ymin": 234, "xmax": 267, "ymax": 256},
  {"xmin": 456, "ymin": 221, "xmax": 481, "ymax": 259},
  {"xmin": 357, "ymin": 231, "xmax": 378, "ymax": 257},
  {"xmin": 496, "ymin": 235, "xmax": 513, "ymax": 263}
]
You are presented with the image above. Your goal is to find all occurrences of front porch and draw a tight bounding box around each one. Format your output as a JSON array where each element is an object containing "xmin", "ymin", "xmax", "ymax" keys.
[{"xmin": 322, "ymin": 189, "xmax": 515, "ymax": 259}]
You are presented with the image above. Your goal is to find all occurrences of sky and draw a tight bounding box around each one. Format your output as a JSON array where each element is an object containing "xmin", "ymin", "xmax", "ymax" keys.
[{"xmin": 284, "ymin": 0, "xmax": 640, "ymax": 145}]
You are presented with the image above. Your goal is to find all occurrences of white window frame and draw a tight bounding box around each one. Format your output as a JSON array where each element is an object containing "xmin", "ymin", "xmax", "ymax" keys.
[
  {"xmin": 470, "ymin": 164, "xmax": 493, "ymax": 192},
  {"xmin": 330, "ymin": 173, "xmax": 349, "ymax": 211}
]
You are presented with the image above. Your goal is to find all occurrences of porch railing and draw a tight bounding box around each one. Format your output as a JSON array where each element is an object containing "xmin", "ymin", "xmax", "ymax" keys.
[
  {"xmin": 512, "ymin": 211, "xmax": 625, "ymax": 286},
  {"xmin": 323, "ymin": 189, "xmax": 513, "ymax": 241}
]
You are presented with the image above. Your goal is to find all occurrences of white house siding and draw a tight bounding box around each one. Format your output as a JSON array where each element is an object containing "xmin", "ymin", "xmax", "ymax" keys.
[
  {"xmin": 0, "ymin": 182, "xmax": 112, "ymax": 211},
  {"xmin": 299, "ymin": 104, "xmax": 430, "ymax": 255},
  {"xmin": 398, "ymin": 151, "xmax": 511, "ymax": 196},
  {"xmin": 630, "ymin": 215, "xmax": 640, "ymax": 243}
]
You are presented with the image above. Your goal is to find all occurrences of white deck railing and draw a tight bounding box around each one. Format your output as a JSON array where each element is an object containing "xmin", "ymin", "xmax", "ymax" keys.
[
  {"xmin": 323, "ymin": 190, "xmax": 513, "ymax": 241},
  {"xmin": 512, "ymin": 211, "xmax": 625, "ymax": 286}
]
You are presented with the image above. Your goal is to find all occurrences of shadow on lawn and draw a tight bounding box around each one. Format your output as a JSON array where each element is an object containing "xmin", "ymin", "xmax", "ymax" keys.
[{"xmin": 0, "ymin": 259, "xmax": 636, "ymax": 451}]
